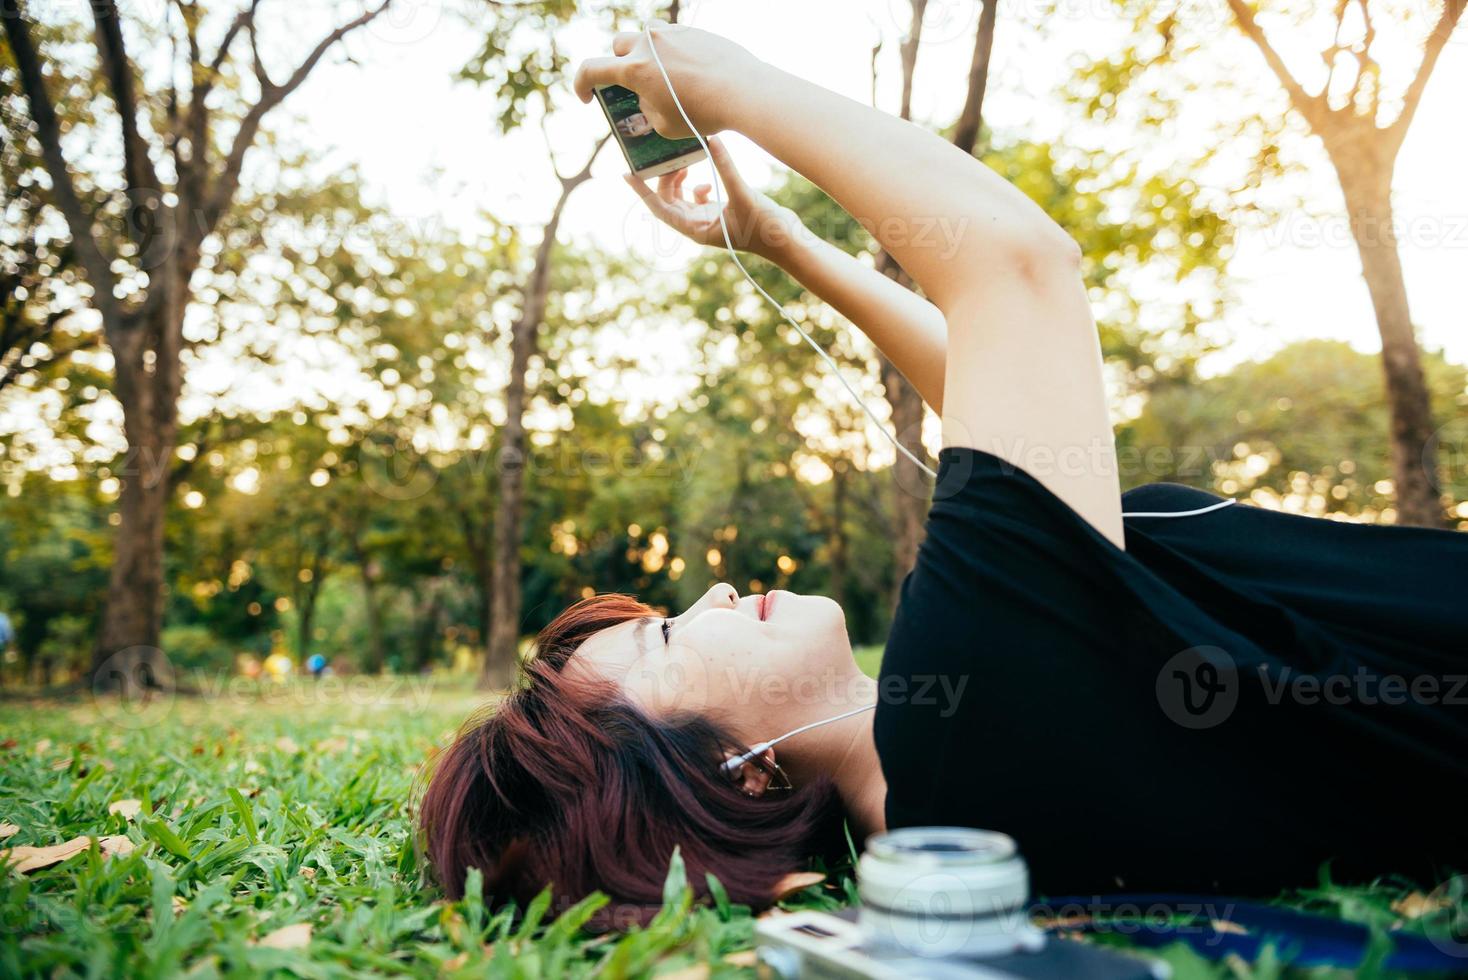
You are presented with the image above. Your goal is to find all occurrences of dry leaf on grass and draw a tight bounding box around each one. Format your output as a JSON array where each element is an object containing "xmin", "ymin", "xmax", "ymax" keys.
[
  {"xmin": 99, "ymin": 836, "xmax": 134, "ymax": 858},
  {"xmin": 0, "ymin": 823, "xmax": 18, "ymax": 839},
  {"xmin": 722, "ymin": 949, "xmax": 758, "ymax": 967},
  {"xmin": 1393, "ymin": 892, "xmax": 1450, "ymax": 920},
  {"xmin": 2, "ymin": 835, "xmax": 133, "ymax": 873},
  {"xmin": 314, "ymin": 736, "xmax": 350, "ymax": 754},
  {"xmin": 108, "ymin": 799, "xmax": 143, "ymax": 820},
  {"xmin": 34, "ymin": 738, "xmax": 52, "ymax": 755},
  {"xmin": 772, "ymin": 871, "xmax": 825, "ymax": 901},
  {"xmin": 654, "ymin": 965, "xmax": 709, "ymax": 980},
  {"xmin": 274, "ymin": 736, "xmax": 301, "ymax": 755},
  {"xmin": 1210, "ymin": 919, "xmax": 1249, "ymax": 935},
  {"xmin": 256, "ymin": 922, "xmax": 312, "ymax": 949}
]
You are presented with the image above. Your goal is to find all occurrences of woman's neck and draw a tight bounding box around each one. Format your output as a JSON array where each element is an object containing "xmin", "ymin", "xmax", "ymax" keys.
[{"xmin": 780, "ymin": 673, "xmax": 887, "ymax": 841}]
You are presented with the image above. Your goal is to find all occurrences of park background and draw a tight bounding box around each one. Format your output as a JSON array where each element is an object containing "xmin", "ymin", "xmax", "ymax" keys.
[
  {"xmin": 3, "ymin": 1, "xmax": 1468, "ymax": 976},
  {"xmin": 2, "ymin": 0, "xmax": 1465, "ymax": 693}
]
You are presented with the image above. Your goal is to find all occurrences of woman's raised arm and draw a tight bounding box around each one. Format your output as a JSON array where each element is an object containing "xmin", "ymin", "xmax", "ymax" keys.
[{"xmin": 576, "ymin": 25, "xmax": 1124, "ymax": 547}]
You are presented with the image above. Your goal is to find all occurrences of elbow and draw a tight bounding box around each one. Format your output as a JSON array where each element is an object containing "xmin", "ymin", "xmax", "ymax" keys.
[{"xmin": 1010, "ymin": 223, "xmax": 1082, "ymax": 283}]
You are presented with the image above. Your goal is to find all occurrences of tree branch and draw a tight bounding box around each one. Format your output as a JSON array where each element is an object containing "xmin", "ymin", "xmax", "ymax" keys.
[
  {"xmin": 2, "ymin": 7, "xmax": 123, "ymax": 328},
  {"xmin": 1225, "ymin": 0, "xmax": 1332, "ymax": 130},
  {"xmin": 195, "ymin": 0, "xmax": 394, "ymax": 245},
  {"xmin": 91, "ymin": 0, "xmax": 161, "ymax": 196},
  {"xmin": 0, "ymin": 311, "xmax": 95, "ymax": 393},
  {"xmin": 951, "ymin": 0, "xmax": 997, "ymax": 155},
  {"xmin": 1387, "ymin": 0, "xmax": 1465, "ymax": 146}
]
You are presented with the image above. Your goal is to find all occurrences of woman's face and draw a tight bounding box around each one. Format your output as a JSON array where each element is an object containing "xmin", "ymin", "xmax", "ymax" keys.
[{"xmin": 571, "ymin": 584, "xmax": 860, "ymax": 743}]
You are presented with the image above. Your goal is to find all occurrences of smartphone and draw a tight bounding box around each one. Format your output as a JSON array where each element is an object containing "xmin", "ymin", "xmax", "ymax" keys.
[{"xmin": 594, "ymin": 83, "xmax": 706, "ymax": 178}]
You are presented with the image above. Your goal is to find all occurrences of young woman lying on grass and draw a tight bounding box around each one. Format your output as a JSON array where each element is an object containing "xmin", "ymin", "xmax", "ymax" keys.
[{"xmin": 421, "ymin": 23, "xmax": 1468, "ymax": 928}]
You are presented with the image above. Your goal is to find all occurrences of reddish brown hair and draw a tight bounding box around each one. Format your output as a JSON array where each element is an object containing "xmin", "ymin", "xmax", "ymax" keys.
[{"xmin": 419, "ymin": 593, "xmax": 844, "ymax": 928}]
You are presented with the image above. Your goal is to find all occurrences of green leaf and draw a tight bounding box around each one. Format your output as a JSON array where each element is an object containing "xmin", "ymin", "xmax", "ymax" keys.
[
  {"xmin": 140, "ymin": 818, "xmax": 193, "ymax": 861},
  {"xmin": 227, "ymin": 788, "xmax": 259, "ymax": 846}
]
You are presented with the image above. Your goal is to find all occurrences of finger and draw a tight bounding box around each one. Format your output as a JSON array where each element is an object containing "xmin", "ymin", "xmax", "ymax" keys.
[
  {"xmin": 573, "ymin": 56, "xmax": 629, "ymax": 103},
  {"xmin": 657, "ymin": 171, "xmax": 680, "ymax": 203},
  {"xmin": 706, "ymin": 136, "xmax": 745, "ymax": 192},
  {"xmin": 693, "ymin": 183, "xmax": 711, "ymax": 205},
  {"xmin": 628, "ymin": 173, "xmax": 678, "ymax": 215},
  {"xmin": 625, "ymin": 172, "xmax": 681, "ymax": 227},
  {"xmin": 612, "ymin": 31, "xmax": 642, "ymax": 56},
  {"xmin": 672, "ymin": 168, "xmax": 689, "ymax": 196},
  {"xmin": 624, "ymin": 172, "xmax": 657, "ymax": 203}
]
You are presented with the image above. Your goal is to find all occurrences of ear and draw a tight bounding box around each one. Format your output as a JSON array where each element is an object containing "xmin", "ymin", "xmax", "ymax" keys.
[{"xmin": 726, "ymin": 747, "xmax": 778, "ymax": 797}]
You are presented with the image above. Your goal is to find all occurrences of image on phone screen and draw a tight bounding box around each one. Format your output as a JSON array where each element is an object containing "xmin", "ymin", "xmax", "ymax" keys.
[{"xmin": 596, "ymin": 84, "xmax": 702, "ymax": 172}]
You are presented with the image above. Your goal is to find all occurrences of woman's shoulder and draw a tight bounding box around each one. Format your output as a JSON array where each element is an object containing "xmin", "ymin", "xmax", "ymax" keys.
[{"xmin": 1121, "ymin": 481, "xmax": 1231, "ymax": 515}]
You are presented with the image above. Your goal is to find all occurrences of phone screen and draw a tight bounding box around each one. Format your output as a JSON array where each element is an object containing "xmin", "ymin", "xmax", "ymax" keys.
[{"xmin": 597, "ymin": 84, "xmax": 702, "ymax": 172}]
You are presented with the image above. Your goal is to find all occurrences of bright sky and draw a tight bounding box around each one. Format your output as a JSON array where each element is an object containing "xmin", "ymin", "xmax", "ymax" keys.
[
  {"xmin": 281, "ymin": 0, "xmax": 1467, "ymax": 370},
  {"xmin": 4, "ymin": 0, "xmax": 1465, "ymax": 472}
]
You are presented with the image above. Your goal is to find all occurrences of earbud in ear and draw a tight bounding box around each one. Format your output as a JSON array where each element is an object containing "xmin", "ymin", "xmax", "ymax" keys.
[{"xmin": 724, "ymin": 747, "xmax": 778, "ymax": 797}]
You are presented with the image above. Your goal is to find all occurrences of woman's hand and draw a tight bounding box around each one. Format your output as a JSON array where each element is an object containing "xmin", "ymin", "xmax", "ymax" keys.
[
  {"xmin": 572, "ymin": 22, "xmax": 762, "ymax": 139},
  {"xmin": 625, "ymin": 137, "xmax": 801, "ymax": 259}
]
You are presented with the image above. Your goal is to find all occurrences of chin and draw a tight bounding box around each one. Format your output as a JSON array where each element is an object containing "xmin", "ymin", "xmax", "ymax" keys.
[{"xmin": 774, "ymin": 590, "xmax": 846, "ymax": 634}]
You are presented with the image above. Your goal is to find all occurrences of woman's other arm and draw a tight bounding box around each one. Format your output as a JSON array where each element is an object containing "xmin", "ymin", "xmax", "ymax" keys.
[{"xmin": 624, "ymin": 137, "xmax": 948, "ymax": 413}]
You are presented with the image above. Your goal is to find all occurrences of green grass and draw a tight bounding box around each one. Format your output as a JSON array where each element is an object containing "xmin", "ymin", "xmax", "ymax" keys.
[{"xmin": 1, "ymin": 679, "xmax": 1463, "ymax": 978}]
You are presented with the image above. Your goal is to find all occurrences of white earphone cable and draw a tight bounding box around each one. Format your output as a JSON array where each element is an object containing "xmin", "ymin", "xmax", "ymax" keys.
[
  {"xmin": 720, "ymin": 702, "xmax": 876, "ymax": 774},
  {"xmin": 643, "ymin": 26, "xmax": 939, "ymax": 481}
]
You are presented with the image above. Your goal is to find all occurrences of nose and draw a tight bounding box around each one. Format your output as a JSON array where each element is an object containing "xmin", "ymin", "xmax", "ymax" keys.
[
  {"xmin": 680, "ymin": 583, "xmax": 739, "ymax": 620},
  {"xmin": 703, "ymin": 583, "xmax": 739, "ymax": 610}
]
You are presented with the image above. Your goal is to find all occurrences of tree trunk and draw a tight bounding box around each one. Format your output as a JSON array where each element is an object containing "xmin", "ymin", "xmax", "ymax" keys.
[
  {"xmin": 878, "ymin": 342, "xmax": 931, "ymax": 608},
  {"xmin": 477, "ymin": 149, "xmax": 601, "ymax": 689},
  {"xmin": 296, "ymin": 577, "xmax": 321, "ymax": 660},
  {"xmin": 951, "ymin": 0, "xmax": 998, "ymax": 155},
  {"xmin": 92, "ymin": 302, "xmax": 182, "ymax": 692},
  {"xmin": 360, "ymin": 562, "xmax": 386, "ymax": 673},
  {"xmin": 483, "ymin": 325, "xmax": 531, "ymax": 689},
  {"xmin": 829, "ymin": 459, "xmax": 849, "ymax": 610},
  {"xmin": 474, "ymin": 551, "xmax": 493, "ymax": 658},
  {"xmin": 1331, "ymin": 157, "xmax": 1444, "ymax": 527}
]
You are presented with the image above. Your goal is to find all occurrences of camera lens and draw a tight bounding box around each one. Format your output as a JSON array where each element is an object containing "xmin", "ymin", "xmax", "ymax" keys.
[{"xmin": 857, "ymin": 827, "xmax": 1043, "ymax": 959}]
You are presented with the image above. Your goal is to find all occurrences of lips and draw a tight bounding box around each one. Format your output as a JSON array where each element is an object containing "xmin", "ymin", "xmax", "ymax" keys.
[
  {"xmin": 763, "ymin": 591, "xmax": 778, "ymax": 621},
  {"xmin": 757, "ymin": 593, "xmax": 768, "ymax": 621}
]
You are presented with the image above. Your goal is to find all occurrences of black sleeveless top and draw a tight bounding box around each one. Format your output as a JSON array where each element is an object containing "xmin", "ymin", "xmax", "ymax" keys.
[{"xmin": 874, "ymin": 447, "xmax": 1467, "ymax": 895}]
